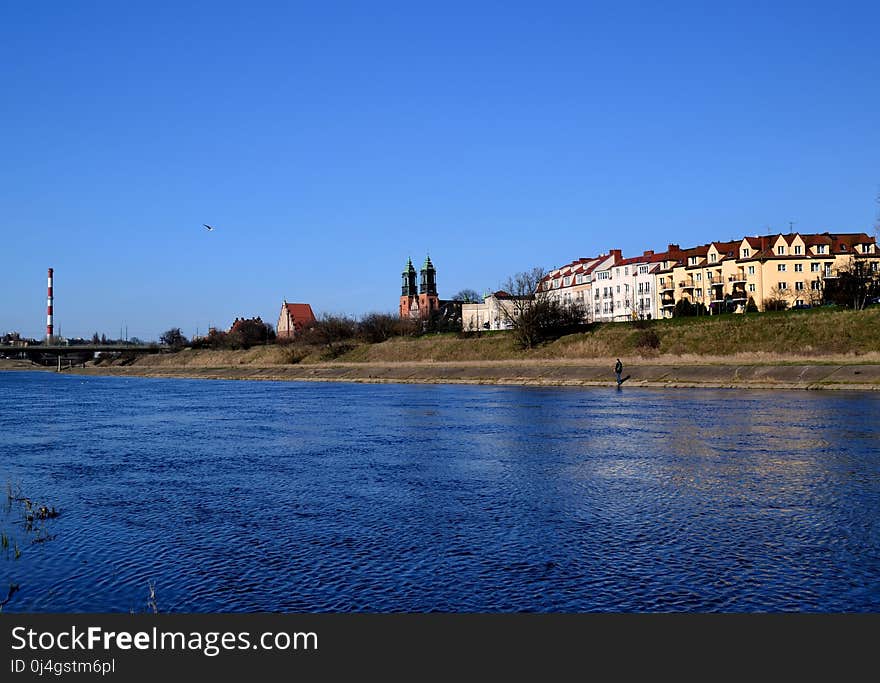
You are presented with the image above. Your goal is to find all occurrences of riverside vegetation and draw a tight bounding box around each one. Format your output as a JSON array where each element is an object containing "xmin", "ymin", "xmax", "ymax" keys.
[{"xmin": 88, "ymin": 306, "xmax": 880, "ymax": 368}]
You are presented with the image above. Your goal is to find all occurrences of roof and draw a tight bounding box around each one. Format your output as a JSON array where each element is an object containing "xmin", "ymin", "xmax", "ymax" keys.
[
  {"xmin": 616, "ymin": 249, "xmax": 678, "ymax": 267},
  {"xmin": 737, "ymin": 232, "xmax": 876, "ymax": 261},
  {"xmin": 281, "ymin": 302, "xmax": 316, "ymax": 323}
]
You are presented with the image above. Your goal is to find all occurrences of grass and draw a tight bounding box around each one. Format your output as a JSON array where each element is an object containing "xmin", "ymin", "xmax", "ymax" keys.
[
  {"xmin": 338, "ymin": 307, "xmax": 880, "ymax": 363},
  {"xmin": 118, "ymin": 307, "xmax": 880, "ymax": 368}
]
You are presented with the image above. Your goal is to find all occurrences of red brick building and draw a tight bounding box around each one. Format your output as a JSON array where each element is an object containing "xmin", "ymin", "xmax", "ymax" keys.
[{"xmin": 399, "ymin": 256, "xmax": 440, "ymax": 320}]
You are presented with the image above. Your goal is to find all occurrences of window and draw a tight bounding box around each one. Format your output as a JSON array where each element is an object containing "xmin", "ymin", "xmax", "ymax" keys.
[
  {"xmin": 639, "ymin": 265, "xmax": 649, "ymax": 274},
  {"xmin": 777, "ymin": 264, "xmax": 786, "ymax": 272},
  {"xmin": 777, "ymin": 246, "xmax": 785, "ymax": 255},
  {"xmin": 645, "ymin": 282, "xmax": 650, "ymax": 292},
  {"xmin": 794, "ymin": 245, "xmax": 802, "ymax": 255},
  {"xmin": 625, "ymin": 284, "xmax": 629, "ymax": 292},
  {"xmin": 794, "ymin": 263, "xmax": 803, "ymax": 272},
  {"xmin": 553, "ymin": 279, "xmax": 560, "ymax": 288},
  {"xmin": 796, "ymin": 299, "xmax": 804, "ymax": 307},
  {"xmin": 841, "ymin": 244, "xmax": 847, "ymax": 251},
  {"xmin": 795, "ymin": 281, "xmax": 804, "ymax": 291},
  {"xmin": 778, "ymin": 282, "xmax": 788, "ymax": 289},
  {"xmin": 576, "ymin": 274, "xmax": 583, "ymax": 284},
  {"xmin": 638, "ymin": 283, "xmax": 643, "ymax": 294},
  {"xmin": 816, "ymin": 245, "xmax": 827, "ymax": 254},
  {"xmin": 742, "ymin": 248, "xmax": 750, "ymax": 258},
  {"xmin": 598, "ymin": 271, "xmax": 610, "ymax": 280},
  {"xmin": 811, "ymin": 281, "xmax": 821, "ymax": 290},
  {"xmin": 748, "ymin": 284, "xmax": 756, "ymax": 292},
  {"xmin": 748, "ymin": 266, "xmax": 755, "ymax": 275},
  {"xmin": 810, "ymin": 263, "xmax": 820, "ymax": 272},
  {"xmin": 689, "ymin": 256, "xmax": 698, "ymax": 266},
  {"xmin": 709, "ymin": 253, "xmax": 717, "ymax": 263},
  {"xmin": 696, "ymin": 272, "xmax": 702, "ymax": 281},
  {"xmin": 624, "ymin": 267, "xmax": 629, "ymax": 276}
]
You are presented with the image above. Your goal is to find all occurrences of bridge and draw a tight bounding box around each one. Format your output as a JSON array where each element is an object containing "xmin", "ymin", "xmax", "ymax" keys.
[{"xmin": 0, "ymin": 344, "xmax": 168, "ymax": 368}]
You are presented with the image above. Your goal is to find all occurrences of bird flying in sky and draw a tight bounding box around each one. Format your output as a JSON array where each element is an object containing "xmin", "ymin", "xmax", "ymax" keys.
[{"xmin": 204, "ymin": 224, "xmax": 215, "ymax": 231}]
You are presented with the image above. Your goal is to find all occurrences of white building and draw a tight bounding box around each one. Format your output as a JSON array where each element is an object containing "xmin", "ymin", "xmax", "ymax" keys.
[
  {"xmin": 610, "ymin": 250, "xmax": 676, "ymax": 321},
  {"xmin": 540, "ymin": 250, "xmax": 621, "ymax": 322},
  {"xmin": 461, "ymin": 291, "xmax": 523, "ymax": 331}
]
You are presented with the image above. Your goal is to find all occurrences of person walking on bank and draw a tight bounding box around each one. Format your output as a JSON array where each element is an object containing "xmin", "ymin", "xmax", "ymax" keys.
[{"xmin": 615, "ymin": 358, "xmax": 623, "ymax": 386}]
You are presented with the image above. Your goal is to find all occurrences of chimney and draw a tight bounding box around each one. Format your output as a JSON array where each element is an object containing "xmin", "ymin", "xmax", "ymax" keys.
[
  {"xmin": 609, "ymin": 249, "xmax": 622, "ymax": 261},
  {"xmin": 667, "ymin": 243, "xmax": 680, "ymax": 253},
  {"xmin": 46, "ymin": 268, "xmax": 54, "ymax": 341},
  {"xmin": 643, "ymin": 250, "xmax": 654, "ymax": 257}
]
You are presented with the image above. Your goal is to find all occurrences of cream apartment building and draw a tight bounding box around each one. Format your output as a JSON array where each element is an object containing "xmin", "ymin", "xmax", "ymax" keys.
[{"xmin": 655, "ymin": 232, "xmax": 878, "ymax": 315}]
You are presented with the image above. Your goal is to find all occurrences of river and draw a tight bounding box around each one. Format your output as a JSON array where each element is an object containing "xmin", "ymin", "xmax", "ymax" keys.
[{"xmin": 1, "ymin": 371, "xmax": 877, "ymax": 612}]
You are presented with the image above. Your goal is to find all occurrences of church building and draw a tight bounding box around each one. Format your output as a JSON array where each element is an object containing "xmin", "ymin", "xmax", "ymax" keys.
[{"xmin": 399, "ymin": 256, "xmax": 440, "ymax": 320}]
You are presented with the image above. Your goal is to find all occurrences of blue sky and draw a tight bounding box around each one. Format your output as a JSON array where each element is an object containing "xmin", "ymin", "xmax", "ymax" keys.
[{"xmin": 2, "ymin": 1, "xmax": 878, "ymax": 340}]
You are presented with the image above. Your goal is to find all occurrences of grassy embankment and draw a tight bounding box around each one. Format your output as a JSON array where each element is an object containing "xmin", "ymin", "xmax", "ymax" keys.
[{"xmin": 115, "ymin": 306, "xmax": 880, "ymax": 370}]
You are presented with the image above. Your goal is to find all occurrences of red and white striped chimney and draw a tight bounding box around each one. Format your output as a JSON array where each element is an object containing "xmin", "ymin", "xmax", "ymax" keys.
[{"xmin": 46, "ymin": 268, "xmax": 54, "ymax": 340}]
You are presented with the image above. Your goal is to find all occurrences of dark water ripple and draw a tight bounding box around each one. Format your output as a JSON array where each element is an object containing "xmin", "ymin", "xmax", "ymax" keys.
[{"xmin": 0, "ymin": 371, "xmax": 878, "ymax": 612}]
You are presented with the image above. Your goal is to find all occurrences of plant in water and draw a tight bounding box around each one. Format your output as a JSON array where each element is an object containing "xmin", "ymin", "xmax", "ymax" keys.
[
  {"xmin": 0, "ymin": 583, "xmax": 20, "ymax": 611},
  {"xmin": 1, "ymin": 482, "xmax": 61, "ymax": 611},
  {"xmin": 131, "ymin": 581, "xmax": 159, "ymax": 614}
]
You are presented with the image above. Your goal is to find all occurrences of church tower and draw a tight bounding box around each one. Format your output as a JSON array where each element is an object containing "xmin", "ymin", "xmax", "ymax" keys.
[
  {"xmin": 399, "ymin": 258, "xmax": 419, "ymax": 319},
  {"xmin": 399, "ymin": 255, "xmax": 440, "ymax": 320},
  {"xmin": 418, "ymin": 255, "xmax": 439, "ymax": 319}
]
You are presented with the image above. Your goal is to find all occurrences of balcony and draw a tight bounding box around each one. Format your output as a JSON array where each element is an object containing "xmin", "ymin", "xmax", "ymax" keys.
[
  {"xmin": 679, "ymin": 280, "xmax": 695, "ymax": 289},
  {"xmin": 728, "ymin": 271, "xmax": 746, "ymax": 283},
  {"xmin": 660, "ymin": 283, "xmax": 675, "ymax": 293}
]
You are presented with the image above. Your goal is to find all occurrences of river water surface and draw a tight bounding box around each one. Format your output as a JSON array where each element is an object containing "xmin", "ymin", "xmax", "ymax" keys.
[{"xmin": 0, "ymin": 371, "xmax": 877, "ymax": 612}]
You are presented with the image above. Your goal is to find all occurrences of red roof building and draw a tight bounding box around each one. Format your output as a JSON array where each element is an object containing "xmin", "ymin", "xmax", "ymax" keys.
[{"xmin": 277, "ymin": 301, "xmax": 317, "ymax": 339}]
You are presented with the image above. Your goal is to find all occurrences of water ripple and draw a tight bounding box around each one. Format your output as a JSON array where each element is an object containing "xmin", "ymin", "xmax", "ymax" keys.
[{"xmin": 0, "ymin": 372, "xmax": 878, "ymax": 612}]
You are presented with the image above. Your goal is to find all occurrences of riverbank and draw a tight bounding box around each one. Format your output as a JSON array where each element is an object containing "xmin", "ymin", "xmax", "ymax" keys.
[
  {"xmin": 63, "ymin": 358, "xmax": 880, "ymax": 390},
  {"xmin": 0, "ymin": 359, "xmax": 47, "ymax": 371}
]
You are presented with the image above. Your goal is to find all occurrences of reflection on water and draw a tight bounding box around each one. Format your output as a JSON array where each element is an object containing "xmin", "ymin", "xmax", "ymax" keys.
[{"xmin": 0, "ymin": 371, "xmax": 878, "ymax": 612}]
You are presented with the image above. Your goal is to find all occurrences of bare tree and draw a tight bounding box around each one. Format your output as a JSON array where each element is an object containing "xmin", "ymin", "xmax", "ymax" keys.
[
  {"xmin": 802, "ymin": 279, "xmax": 825, "ymax": 307},
  {"xmin": 763, "ymin": 286, "xmax": 794, "ymax": 311},
  {"xmin": 451, "ymin": 289, "xmax": 482, "ymax": 303},
  {"xmin": 497, "ymin": 268, "xmax": 547, "ymax": 349},
  {"xmin": 358, "ymin": 312, "xmax": 399, "ymax": 343},
  {"xmin": 310, "ymin": 314, "xmax": 358, "ymax": 357},
  {"xmin": 498, "ymin": 267, "xmax": 585, "ymax": 348},
  {"xmin": 825, "ymin": 256, "xmax": 879, "ymax": 310},
  {"xmin": 159, "ymin": 328, "xmax": 188, "ymax": 350}
]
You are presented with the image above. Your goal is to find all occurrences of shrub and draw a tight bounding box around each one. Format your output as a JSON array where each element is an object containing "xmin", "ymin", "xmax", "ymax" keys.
[
  {"xmin": 282, "ymin": 346, "xmax": 309, "ymax": 364},
  {"xmin": 634, "ymin": 328, "xmax": 661, "ymax": 351},
  {"xmin": 763, "ymin": 298, "xmax": 789, "ymax": 312},
  {"xmin": 359, "ymin": 313, "xmax": 399, "ymax": 343},
  {"xmin": 672, "ymin": 299, "xmax": 708, "ymax": 317}
]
